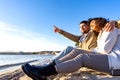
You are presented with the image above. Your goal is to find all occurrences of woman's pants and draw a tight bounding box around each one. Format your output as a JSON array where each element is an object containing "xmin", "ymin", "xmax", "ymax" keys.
[{"xmin": 55, "ymin": 49, "xmax": 111, "ymax": 74}]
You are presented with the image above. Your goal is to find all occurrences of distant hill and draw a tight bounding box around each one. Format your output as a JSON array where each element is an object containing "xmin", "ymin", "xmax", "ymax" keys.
[
  {"xmin": 32, "ymin": 51, "xmax": 60, "ymax": 55},
  {"xmin": 0, "ymin": 51, "xmax": 61, "ymax": 55}
]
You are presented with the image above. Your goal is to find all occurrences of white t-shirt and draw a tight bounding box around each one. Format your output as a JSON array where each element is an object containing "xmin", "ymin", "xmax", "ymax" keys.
[
  {"xmin": 93, "ymin": 28, "xmax": 120, "ymax": 69},
  {"xmin": 79, "ymin": 34, "xmax": 88, "ymax": 43}
]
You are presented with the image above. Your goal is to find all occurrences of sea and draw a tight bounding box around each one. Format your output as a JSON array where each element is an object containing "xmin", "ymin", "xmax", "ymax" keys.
[{"xmin": 0, "ymin": 54, "xmax": 55, "ymax": 72}]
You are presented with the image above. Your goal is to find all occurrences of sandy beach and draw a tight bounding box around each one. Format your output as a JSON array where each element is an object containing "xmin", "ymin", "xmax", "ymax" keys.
[
  {"xmin": 0, "ymin": 67, "xmax": 23, "ymax": 80},
  {"xmin": 1, "ymin": 66, "xmax": 120, "ymax": 80},
  {"xmin": 0, "ymin": 59, "xmax": 120, "ymax": 80}
]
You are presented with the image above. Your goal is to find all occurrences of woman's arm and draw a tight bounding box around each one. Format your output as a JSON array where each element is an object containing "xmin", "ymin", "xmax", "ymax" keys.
[
  {"xmin": 97, "ymin": 28, "xmax": 118, "ymax": 54},
  {"xmin": 94, "ymin": 21, "xmax": 118, "ymax": 54}
]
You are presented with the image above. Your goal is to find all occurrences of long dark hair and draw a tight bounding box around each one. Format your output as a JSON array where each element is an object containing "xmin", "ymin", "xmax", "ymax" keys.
[{"xmin": 88, "ymin": 17, "xmax": 109, "ymax": 30}]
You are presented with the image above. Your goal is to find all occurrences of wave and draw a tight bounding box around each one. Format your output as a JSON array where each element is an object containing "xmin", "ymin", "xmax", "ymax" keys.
[{"xmin": 0, "ymin": 59, "xmax": 38, "ymax": 69}]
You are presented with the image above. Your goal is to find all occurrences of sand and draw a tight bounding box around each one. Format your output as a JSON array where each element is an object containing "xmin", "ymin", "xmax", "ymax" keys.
[{"xmin": 0, "ymin": 67, "xmax": 120, "ymax": 80}]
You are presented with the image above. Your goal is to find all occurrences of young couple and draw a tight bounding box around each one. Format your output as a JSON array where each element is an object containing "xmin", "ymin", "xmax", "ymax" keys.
[{"xmin": 22, "ymin": 17, "xmax": 120, "ymax": 80}]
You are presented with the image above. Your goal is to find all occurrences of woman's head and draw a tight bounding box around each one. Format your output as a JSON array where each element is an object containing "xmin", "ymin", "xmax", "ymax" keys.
[
  {"xmin": 117, "ymin": 20, "xmax": 120, "ymax": 29},
  {"xmin": 88, "ymin": 17, "xmax": 109, "ymax": 33}
]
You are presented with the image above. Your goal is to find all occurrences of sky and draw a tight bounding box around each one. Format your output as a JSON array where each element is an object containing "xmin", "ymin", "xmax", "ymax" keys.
[{"xmin": 0, "ymin": 0, "xmax": 120, "ymax": 52}]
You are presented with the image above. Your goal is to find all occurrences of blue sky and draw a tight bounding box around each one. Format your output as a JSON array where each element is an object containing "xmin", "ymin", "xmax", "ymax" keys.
[{"xmin": 0, "ymin": 0, "xmax": 120, "ymax": 52}]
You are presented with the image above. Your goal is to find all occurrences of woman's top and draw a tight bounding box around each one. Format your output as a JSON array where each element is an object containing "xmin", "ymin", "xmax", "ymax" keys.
[{"xmin": 93, "ymin": 27, "xmax": 120, "ymax": 69}]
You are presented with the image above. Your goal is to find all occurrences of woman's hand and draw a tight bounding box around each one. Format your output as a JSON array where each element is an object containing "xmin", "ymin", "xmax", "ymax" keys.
[
  {"xmin": 54, "ymin": 25, "xmax": 60, "ymax": 33},
  {"xmin": 103, "ymin": 21, "xmax": 115, "ymax": 32},
  {"xmin": 99, "ymin": 21, "xmax": 115, "ymax": 41}
]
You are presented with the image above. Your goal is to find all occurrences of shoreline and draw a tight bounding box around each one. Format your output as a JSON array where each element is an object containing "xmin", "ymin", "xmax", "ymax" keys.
[
  {"xmin": 0, "ymin": 60, "xmax": 38, "ymax": 72},
  {"xmin": 0, "ymin": 59, "xmax": 120, "ymax": 80},
  {"xmin": 0, "ymin": 60, "xmax": 39, "ymax": 80}
]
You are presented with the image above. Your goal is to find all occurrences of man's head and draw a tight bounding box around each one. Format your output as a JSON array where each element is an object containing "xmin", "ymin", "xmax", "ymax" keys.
[{"xmin": 80, "ymin": 21, "xmax": 90, "ymax": 34}]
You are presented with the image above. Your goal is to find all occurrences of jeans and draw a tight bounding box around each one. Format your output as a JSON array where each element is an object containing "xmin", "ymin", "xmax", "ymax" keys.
[{"xmin": 54, "ymin": 46, "xmax": 75, "ymax": 62}]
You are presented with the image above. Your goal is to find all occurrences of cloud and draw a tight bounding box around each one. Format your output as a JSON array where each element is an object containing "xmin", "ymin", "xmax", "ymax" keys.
[{"xmin": 0, "ymin": 21, "xmax": 64, "ymax": 52}]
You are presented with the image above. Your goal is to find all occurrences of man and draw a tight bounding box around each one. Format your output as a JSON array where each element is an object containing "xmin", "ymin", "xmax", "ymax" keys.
[
  {"xmin": 54, "ymin": 21, "xmax": 90, "ymax": 49},
  {"xmin": 53, "ymin": 20, "xmax": 98, "ymax": 61}
]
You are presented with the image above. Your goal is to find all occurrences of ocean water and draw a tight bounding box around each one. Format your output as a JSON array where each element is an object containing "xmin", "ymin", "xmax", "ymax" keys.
[{"xmin": 0, "ymin": 54, "xmax": 54, "ymax": 71}]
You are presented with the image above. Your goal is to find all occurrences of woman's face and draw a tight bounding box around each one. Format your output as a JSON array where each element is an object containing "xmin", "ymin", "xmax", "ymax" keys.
[{"xmin": 90, "ymin": 20, "xmax": 100, "ymax": 32}]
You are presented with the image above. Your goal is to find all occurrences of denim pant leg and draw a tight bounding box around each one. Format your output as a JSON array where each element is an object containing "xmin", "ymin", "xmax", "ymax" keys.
[{"xmin": 54, "ymin": 46, "xmax": 75, "ymax": 61}]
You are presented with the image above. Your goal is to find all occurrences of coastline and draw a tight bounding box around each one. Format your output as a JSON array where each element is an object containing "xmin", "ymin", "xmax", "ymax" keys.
[
  {"xmin": 0, "ymin": 60, "xmax": 40, "ymax": 80},
  {"xmin": 0, "ymin": 59, "xmax": 39, "ymax": 80},
  {"xmin": 0, "ymin": 54, "xmax": 115, "ymax": 79},
  {"xmin": 0, "ymin": 58, "xmax": 120, "ymax": 80},
  {"xmin": 0, "ymin": 60, "xmax": 38, "ymax": 72}
]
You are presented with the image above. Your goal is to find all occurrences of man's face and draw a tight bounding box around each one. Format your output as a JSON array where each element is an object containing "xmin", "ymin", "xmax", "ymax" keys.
[{"xmin": 80, "ymin": 23, "xmax": 90, "ymax": 34}]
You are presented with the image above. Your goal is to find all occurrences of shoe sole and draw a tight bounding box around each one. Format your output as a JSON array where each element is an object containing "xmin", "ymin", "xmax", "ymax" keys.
[{"xmin": 22, "ymin": 64, "xmax": 47, "ymax": 80}]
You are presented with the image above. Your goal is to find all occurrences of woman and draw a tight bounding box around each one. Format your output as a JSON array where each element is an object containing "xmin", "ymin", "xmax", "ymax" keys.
[
  {"xmin": 22, "ymin": 17, "xmax": 120, "ymax": 80},
  {"xmin": 117, "ymin": 20, "xmax": 120, "ymax": 29}
]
